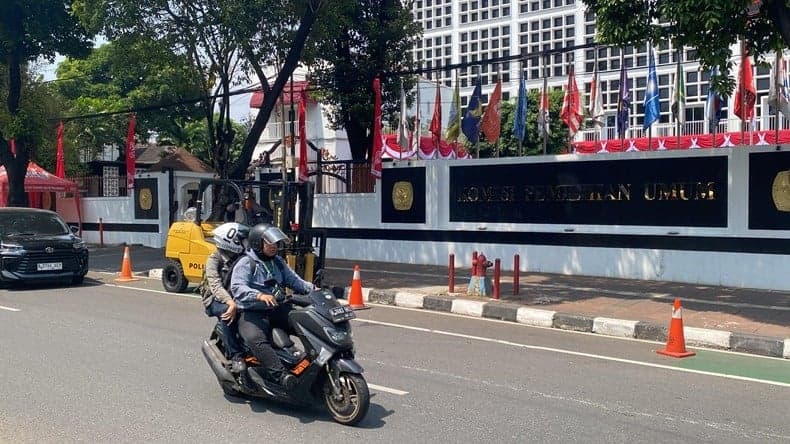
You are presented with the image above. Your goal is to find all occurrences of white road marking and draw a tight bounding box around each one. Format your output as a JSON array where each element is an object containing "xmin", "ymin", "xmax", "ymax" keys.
[
  {"xmin": 368, "ymin": 383, "xmax": 408, "ymax": 395},
  {"xmin": 355, "ymin": 318, "xmax": 790, "ymax": 388},
  {"xmin": 0, "ymin": 305, "xmax": 20, "ymax": 312}
]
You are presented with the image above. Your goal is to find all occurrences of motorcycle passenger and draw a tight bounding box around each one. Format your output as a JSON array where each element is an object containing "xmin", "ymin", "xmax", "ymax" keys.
[
  {"xmin": 201, "ymin": 222, "xmax": 250, "ymax": 373},
  {"xmin": 230, "ymin": 223, "xmax": 314, "ymax": 389}
]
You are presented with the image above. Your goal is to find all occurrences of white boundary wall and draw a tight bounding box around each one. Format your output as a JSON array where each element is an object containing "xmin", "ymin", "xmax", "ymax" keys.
[{"xmin": 313, "ymin": 147, "xmax": 790, "ymax": 291}]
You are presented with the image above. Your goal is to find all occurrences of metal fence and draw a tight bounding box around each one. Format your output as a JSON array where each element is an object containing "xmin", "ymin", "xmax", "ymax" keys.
[{"xmin": 313, "ymin": 160, "xmax": 375, "ymax": 194}]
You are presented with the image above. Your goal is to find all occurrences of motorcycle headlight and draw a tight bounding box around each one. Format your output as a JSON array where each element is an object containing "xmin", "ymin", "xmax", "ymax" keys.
[{"xmin": 323, "ymin": 327, "xmax": 352, "ymax": 346}]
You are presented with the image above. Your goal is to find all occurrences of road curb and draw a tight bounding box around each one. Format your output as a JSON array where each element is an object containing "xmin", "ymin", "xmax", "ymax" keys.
[
  {"xmin": 156, "ymin": 275, "xmax": 790, "ymax": 360},
  {"xmin": 353, "ymin": 286, "xmax": 790, "ymax": 360}
]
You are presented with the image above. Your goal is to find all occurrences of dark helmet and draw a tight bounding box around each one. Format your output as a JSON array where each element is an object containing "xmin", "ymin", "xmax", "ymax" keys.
[{"xmin": 248, "ymin": 223, "xmax": 289, "ymax": 254}]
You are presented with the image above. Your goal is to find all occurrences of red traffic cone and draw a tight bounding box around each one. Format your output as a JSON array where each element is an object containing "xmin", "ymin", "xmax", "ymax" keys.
[
  {"xmin": 657, "ymin": 298, "xmax": 695, "ymax": 358},
  {"xmin": 348, "ymin": 265, "xmax": 369, "ymax": 310},
  {"xmin": 115, "ymin": 246, "xmax": 139, "ymax": 282}
]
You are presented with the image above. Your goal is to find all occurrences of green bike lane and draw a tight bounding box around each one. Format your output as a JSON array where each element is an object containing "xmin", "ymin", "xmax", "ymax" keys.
[{"xmin": 663, "ymin": 349, "xmax": 790, "ymax": 386}]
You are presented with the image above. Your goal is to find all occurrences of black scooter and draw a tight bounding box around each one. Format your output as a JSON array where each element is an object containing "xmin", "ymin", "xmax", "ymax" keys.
[{"xmin": 201, "ymin": 286, "xmax": 369, "ymax": 426}]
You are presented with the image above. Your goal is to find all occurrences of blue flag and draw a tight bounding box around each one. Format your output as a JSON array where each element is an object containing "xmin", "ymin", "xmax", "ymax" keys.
[
  {"xmin": 616, "ymin": 63, "xmax": 631, "ymax": 138},
  {"xmin": 513, "ymin": 74, "xmax": 527, "ymax": 142},
  {"xmin": 462, "ymin": 78, "xmax": 482, "ymax": 144},
  {"xmin": 643, "ymin": 47, "xmax": 660, "ymax": 130},
  {"xmin": 705, "ymin": 68, "xmax": 727, "ymax": 133}
]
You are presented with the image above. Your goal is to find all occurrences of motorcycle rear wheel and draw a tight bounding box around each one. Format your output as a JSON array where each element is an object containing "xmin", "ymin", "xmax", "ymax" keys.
[{"xmin": 324, "ymin": 372, "xmax": 370, "ymax": 426}]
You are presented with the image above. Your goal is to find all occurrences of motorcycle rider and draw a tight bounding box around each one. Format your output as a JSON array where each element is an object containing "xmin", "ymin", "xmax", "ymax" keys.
[
  {"xmin": 201, "ymin": 222, "xmax": 250, "ymax": 373},
  {"xmin": 230, "ymin": 222, "xmax": 314, "ymax": 389}
]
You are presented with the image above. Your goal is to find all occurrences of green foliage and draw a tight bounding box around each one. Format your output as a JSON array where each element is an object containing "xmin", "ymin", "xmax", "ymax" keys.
[
  {"xmin": 182, "ymin": 117, "xmax": 250, "ymax": 166},
  {"xmin": 474, "ymin": 89, "xmax": 572, "ymax": 158},
  {"xmin": 305, "ymin": 0, "xmax": 421, "ymax": 160},
  {"xmin": 55, "ymin": 38, "xmax": 205, "ymax": 160},
  {"xmin": 582, "ymin": 0, "xmax": 790, "ymax": 94}
]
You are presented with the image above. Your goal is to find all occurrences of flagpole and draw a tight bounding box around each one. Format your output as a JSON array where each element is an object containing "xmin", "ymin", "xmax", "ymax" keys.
[
  {"xmin": 676, "ymin": 49, "xmax": 681, "ymax": 150},
  {"xmin": 593, "ymin": 47, "xmax": 600, "ymax": 147},
  {"xmin": 741, "ymin": 40, "xmax": 746, "ymax": 147},
  {"xmin": 518, "ymin": 62, "xmax": 523, "ymax": 157},
  {"xmin": 542, "ymin": 53, "xmax": 549, "ymax": 155},
  {"xmin": 620, "ymin": 52, "xmax": 625, "ymax": 152}
]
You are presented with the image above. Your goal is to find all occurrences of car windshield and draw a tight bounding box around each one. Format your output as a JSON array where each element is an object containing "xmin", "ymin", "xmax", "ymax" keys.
[{"xmin": 0, "ymin": 213, "xmax": 70, "ymax": 236}]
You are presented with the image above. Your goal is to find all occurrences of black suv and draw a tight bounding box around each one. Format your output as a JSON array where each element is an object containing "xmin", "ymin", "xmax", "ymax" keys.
[{"xmin": 0, "ymin": 208, "xmax": 89, "ymax": 286}]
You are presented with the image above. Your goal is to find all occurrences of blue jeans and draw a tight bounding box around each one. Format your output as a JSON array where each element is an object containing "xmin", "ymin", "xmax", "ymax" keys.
[{"xmin": 205, "ymin": 300, "xmax": 243, "ymax": 358}]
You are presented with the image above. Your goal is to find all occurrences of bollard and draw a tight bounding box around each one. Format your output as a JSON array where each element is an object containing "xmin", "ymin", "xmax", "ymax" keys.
[
  {"xmin": 99, "ymin": 218, "xmax": 104, "ymax": 248},
  {"xmin": 493, "ymin": 258, "xmax": 501, "ymax": 300},
  {"xmin": 513, "ymin": 254, "xmax": 520, "ymax": 295},
  {"xmin": 449, "ymin": 253, "xmax": 455, "ymax": 293},
  {"xmin": 472, "ymin": 251, "xmax": 478, "ymax": 277}
]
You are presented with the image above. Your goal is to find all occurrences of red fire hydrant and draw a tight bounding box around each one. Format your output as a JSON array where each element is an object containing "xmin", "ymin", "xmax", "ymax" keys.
[{"xmin": 468, "ymin": 252, "xmax": 494, "ymax": 297}]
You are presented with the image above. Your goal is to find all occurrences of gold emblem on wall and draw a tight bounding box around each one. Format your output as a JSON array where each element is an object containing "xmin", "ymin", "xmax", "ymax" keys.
[
  {"xmin": 392, "ymin": 181, "xmax": 413, "ymax": 211},
  {"xmin": 139, "ymin": 188, "xmax": 154, "ymax": 211},
  {"xmin": 773, "ymin": 171, "xmax": 790, "ymax": 212}
]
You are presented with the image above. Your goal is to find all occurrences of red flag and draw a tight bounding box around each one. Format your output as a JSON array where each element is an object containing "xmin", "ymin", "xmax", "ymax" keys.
[
  {"xmin": 560, "ymin": 66, "xmax": 584, "ymax": 136},
  {"xmin": 125, "ymin": 114, "xmax": 137, "ymax": 190},
  {"xmin": 429, "ymin": 80, "xmax": 442, "ymax": 148},
  {"xmin": 734, "ymin": 48, "xmax": 756, "ymax": 121},
  {"xmin": 371, "ymin": 77, "xmax": 383, "ymax": 179},
  {"xmin": 298, "ymin": 91, "xmax": 309, "ymax": 182},
  {"xmin": 56, "ymin": 121, "xmax": 66, "ymax": 178},
  {"xmin": 480, "ymin": 79, "xmax": 503, "ymax": 143}
]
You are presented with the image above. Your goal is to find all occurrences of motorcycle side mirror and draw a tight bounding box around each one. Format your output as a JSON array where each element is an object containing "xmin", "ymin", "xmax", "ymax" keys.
[{"xmin": 312, "ymin": 269, "xmax": 325, "ymax": 287}]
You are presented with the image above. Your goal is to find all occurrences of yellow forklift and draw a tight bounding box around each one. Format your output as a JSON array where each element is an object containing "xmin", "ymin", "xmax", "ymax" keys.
[{"xmin": 161, "ymin": 178, "xmax": 325, "ymax": 292}]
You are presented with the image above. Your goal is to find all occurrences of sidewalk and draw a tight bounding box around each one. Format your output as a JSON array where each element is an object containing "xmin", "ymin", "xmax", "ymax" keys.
[
  {"xmin": 92, "ymin": 246, "xmax": 790, "ymax": 360},
  {"xmin": 321, "ymin": 259, "xmax": 790, "ymax": 360}
]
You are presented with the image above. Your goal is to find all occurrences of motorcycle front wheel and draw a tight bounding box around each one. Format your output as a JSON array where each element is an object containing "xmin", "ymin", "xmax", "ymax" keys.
[{"xmin": 323, "ymin": 372, "xmax": 370, "ymax": 426}]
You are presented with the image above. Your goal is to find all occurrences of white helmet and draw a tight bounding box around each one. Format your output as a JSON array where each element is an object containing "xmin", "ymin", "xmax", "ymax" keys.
[{"xmin": 212, "ymin": 222, "xmax": 250, "ymax": 254}]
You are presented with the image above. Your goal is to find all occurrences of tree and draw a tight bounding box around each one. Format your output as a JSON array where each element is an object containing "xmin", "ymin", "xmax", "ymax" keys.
[
  {"xmin": 306, "ymin": 0, "xmax": 421, "ymax": 161},
  {"xmin": 0, "ymin": 0, "xmax": 91, "ymax": 206},
  {"xmin": 55, "ymin": 38, "xmax": 205, "ymax": 160},
  {"xmin": 582, "ymin": 0, "xmax": 790, "ymax": 93},
  {"xmin": 75, "ymin": 0, "xmax": 326, "ymax": 180},
  {"xmin": 475, "ymin": 89, "xmax": 570, "ymax": 158}
]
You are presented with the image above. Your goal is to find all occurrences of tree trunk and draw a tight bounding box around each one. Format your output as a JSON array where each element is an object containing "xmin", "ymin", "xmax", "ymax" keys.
[
  {"xmin": 343, "ymin": 112, "xmax": 372, "ymax": 161},
  {"xmin": 231, "ymin": 1, "xmax": 322, "ymax": 180},
  {"xmin": 3, "ymin": 141, "xmax": 29, "ymax": 207}
]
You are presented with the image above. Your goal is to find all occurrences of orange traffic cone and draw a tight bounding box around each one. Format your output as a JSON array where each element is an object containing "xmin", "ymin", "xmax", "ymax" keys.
[
  {"xmin": 657, "ymin": 298, "xmax": 695, "ymax": 358},
  {"xmin": 115, "ymin": 246, "xmax": 139, "ymax": 282},
  {"xmin": 348, "ymin": 265, "xmax": 369, "ymax": 310}
]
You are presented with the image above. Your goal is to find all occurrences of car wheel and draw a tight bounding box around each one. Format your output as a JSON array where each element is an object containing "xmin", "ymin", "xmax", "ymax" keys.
[
  {"xmin": 71, "ymin": 275, "xmax": 85, "ymax": 285},
  {"xmin": 162, "ymin": 260, "xmax": 188, "ymax": 293}
]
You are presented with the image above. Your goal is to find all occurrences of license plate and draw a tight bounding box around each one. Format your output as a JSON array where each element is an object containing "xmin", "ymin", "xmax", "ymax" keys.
[
  {"xmin": 330, "ymin": 305, "xmax": 355, "ymax": 322},
  {"xmin": 37, "ymin": 262, "xmax": 63, "ymax": 271}
]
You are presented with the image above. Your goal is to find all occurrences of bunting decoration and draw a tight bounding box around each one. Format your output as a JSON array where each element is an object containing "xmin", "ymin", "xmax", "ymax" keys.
[
  {"xmin": 560, "ymin": 65, "xmax": 583, "ymax": 137},
  {"xmin": 480, "ymin": 79, "xmax": 503, "ymax": 143}
]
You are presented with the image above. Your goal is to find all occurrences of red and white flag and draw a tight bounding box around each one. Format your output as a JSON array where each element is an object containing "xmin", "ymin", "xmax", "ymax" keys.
[
  {"xmin": 125, "ymin": 114, "xmax": 137, "ymax": 190},
  {"xmin": 56, "ymin": 121, "xmax": 66, "ymax": 178},
  {"xmin": 371, "ymin": 77, "xmax": 384, "ymax": 179},
  {"xmin": 298, "ymin": 90, "xmax": 309, "ymax": 182},
  {"xmin": 734, "ymin": 46, "xmax": 756, "ymax": 121},
  {"xmin": 561, "ymin": 66, "xmax": 584, "ymax": 137}
]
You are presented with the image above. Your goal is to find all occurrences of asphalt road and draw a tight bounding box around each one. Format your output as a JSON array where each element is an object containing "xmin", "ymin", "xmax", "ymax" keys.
[{"xmin": 0, "ymin": 274, "xmax": 788, "ymax": 443}]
